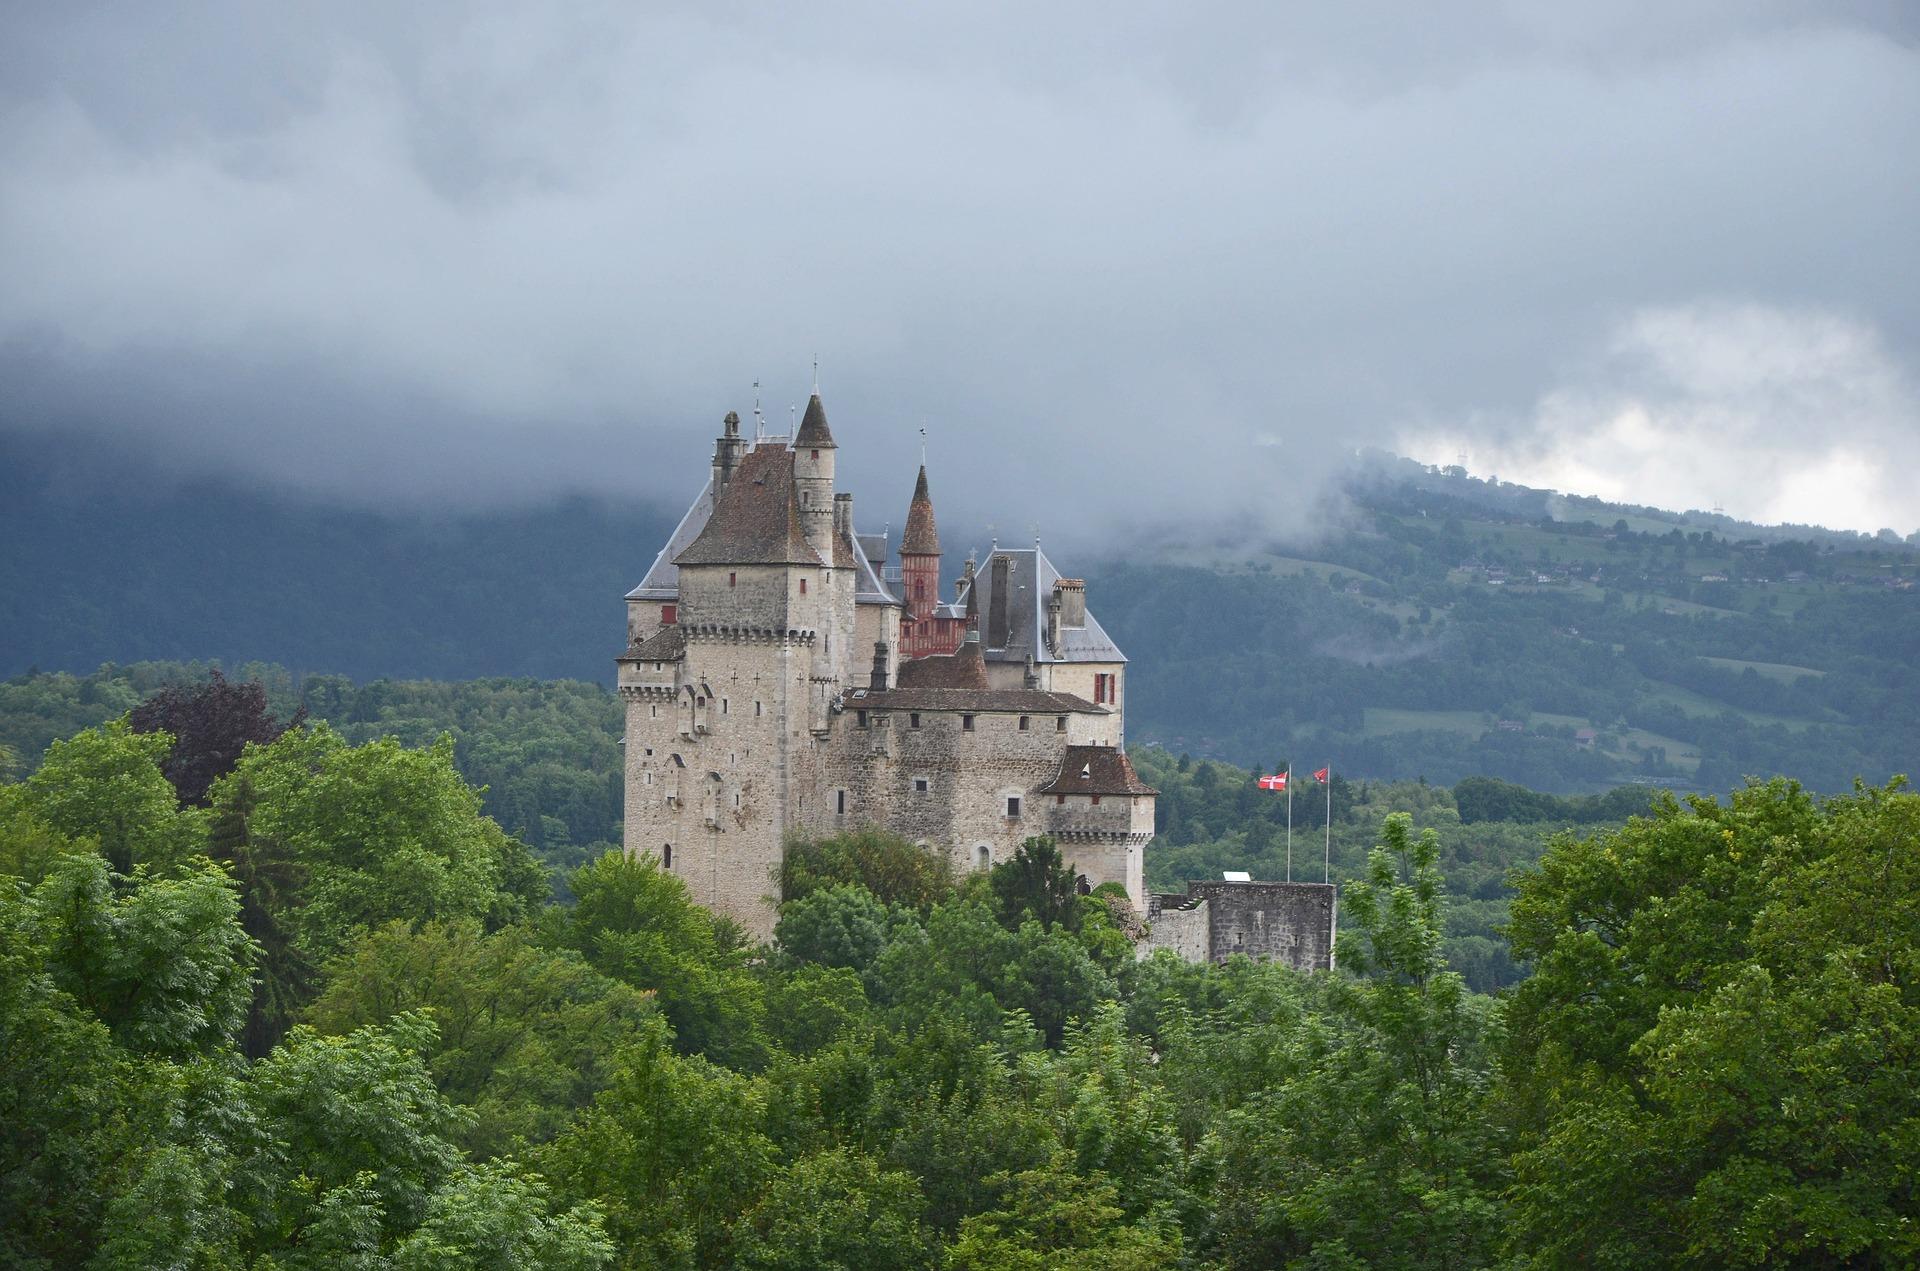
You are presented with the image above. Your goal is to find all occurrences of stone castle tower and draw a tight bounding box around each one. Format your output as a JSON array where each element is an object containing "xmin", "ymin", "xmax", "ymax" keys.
[{"xmin": 617, "ymin": 395, "xmax": 1155, "ymax": 939}]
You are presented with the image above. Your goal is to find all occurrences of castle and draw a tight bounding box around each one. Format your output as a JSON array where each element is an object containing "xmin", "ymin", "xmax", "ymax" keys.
[{"xmin": 618, "ymin": 395, "xmax": 1156, "ymax": 939}]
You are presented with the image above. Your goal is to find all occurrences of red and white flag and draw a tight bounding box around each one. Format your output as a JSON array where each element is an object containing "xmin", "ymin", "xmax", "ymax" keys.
[
  {"xmin": 1313, "ymin": 766, "xmax": 1330, "ymax": 783},
  {"xmin": 1257, "ymin": 772, "xmax": 1289, "ymax": 791}
]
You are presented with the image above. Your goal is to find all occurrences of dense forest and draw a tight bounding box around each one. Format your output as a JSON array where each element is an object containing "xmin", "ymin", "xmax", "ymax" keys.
[
  {"xmin": 4, "ymin": 677, "xmax": 1914, "ymax": 1267},
  {"xmin": 6, "ymin": 435, "xmax": 1915, "ymax": 795}
]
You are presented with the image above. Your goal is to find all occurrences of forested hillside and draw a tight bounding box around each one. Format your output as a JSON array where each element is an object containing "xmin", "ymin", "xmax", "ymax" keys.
[
  {"xmin": 5, "ymin": 436, "xmax": 1915, "ymax": 792},
  {"xmin": 5, "ymin": 694, "xmax": 1913, "ymax": 1267}
]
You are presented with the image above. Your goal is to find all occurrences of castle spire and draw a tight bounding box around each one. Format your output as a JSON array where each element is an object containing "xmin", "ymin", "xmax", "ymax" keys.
[
  {"xmin": 795, "ymin": 393, "xmax": 836, "ymax": 449},
  {"xmin": 902, "ymin": 463, "xmax": 939, "ymax": 557}
]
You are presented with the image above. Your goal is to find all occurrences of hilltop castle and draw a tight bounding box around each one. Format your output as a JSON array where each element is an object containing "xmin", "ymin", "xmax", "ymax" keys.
[{"xmin": 617, "ymin": 395, "xmax": 1155, "ymax": 939}]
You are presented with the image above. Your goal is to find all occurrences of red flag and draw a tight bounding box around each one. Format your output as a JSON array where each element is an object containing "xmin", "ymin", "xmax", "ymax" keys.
[
  {"xmin": 1313, "ymin": 766, "xmax": 1330, "ymax": 783},
  {"xmin": 1257, "ymin": 773, "xmax": 1289, "ymax": 791}
]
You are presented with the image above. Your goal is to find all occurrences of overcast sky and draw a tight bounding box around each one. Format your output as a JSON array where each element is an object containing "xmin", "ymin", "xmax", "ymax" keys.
[{"xmin": 2, "ymin": 2, "xmax": 1917, "ymax": 543}]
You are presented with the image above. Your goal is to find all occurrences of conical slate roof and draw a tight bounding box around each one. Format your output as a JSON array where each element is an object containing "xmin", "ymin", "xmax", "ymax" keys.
[
  {"xmin": 794, "ymin": 394, "xmax": 836, "ymax": 448},
  {"xmin": 901, "ymin": 465, "xmax": 940, "ymax": 556}
]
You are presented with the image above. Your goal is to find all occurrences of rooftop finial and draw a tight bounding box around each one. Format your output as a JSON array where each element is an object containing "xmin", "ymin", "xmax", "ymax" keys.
[
  {"xmin": 919, "ymin": 424, "xmax": 927, "ymax": 469},
  {"xmin": 812, "ymin": 356, "xmax": 819, "ymax": 394},
  {"xmin": 752, "ymin": 380, "xmax": 764, "ymax": 441},
  {"xmin": 789, "ymin": 404, "xmax": 796, "ymax": 438}
]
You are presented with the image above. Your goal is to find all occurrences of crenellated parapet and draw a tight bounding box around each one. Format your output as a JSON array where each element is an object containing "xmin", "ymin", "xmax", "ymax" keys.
[{"xmin": 681, "ymin": 624, "xmax": 818, "ymax": 646}]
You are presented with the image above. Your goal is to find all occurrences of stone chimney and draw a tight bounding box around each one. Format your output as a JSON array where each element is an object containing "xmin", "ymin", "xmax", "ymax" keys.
[
  {"xmin": 833, "ymin": 492, "xmax": 853, "ymax": 545},
  {"xmin": 712, "ymin": 410, "xmax": 746, "ymax": 490},
  {"xmin": 1056, "ymin": 578, "xmax": 1087, "ymax": 627},
  {"xmin": 987, "ymin": 554, "xmax": 1012, "ymax": 649},
  {"xmin": 869, "ymin": 640, "xmax": 889, "ymax": 690},
  {"xmin": 1045, "ymin": 589, "xmax": 1061, "ymax": 656}
]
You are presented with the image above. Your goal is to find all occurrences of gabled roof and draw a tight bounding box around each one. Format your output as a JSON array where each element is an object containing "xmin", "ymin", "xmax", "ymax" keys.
[
  {"xmin": 794, "ymin": 394, "xmax": 836, "ymax": 449},
  {"xmin": 675, "ymin": 445, "xmax": 823, "ymax": 567},
  {"xmin": 628, "ymin": 477, "xmax": 715, "ymax": 601},
  {"xmin": 1038, "ymin": 745, "xmax": 1158, "ymax": 796},
  {"xmin": 955, "ymin": 547, "xmax": 1126, "ymax": 665},
  {"xmin": 902, "ymin": 465, "xmax": 939, "ymax": 556}
]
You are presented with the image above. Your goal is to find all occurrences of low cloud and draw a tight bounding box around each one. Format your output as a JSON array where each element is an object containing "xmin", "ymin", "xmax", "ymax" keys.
[{"xmin": 1401, "ymin": 303, "xmax": 1920, "ymax": 534}]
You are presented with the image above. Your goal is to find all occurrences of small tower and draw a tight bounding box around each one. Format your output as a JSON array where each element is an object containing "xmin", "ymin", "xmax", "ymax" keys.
[
  {"xmin": 712, "ymin": 410, "xmax": 746, "ymax": 490},
  {"xmin": 793, "ymin": 393, "xmax": 838, "ymax": 563},
  {"xmin": 900, "ymin": 465, "xmax": 942, "ymax": 623}
]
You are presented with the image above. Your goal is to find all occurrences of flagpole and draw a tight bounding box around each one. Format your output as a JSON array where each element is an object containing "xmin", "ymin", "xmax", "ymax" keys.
[
  {"xmin": 1324, "ymin": 762, "xmax": 1332, "ymax": 883},
  {"xmin": 1285, "ymin": 763, "xmax": 1293, "ymax": 882}
]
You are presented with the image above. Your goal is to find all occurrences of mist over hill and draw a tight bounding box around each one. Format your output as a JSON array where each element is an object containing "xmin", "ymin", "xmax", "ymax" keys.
[{"xmin": 5, "ymin": 434, "xmax": 1915, "ymax": 793}]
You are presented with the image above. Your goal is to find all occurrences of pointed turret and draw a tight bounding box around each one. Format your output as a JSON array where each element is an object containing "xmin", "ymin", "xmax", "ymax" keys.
[
  {"xmin": 901, "ymin": 465, "xmax": 940, "ymax": 557},
  {"xmin": 795, "ymin": 393, "xmax": 836, "ymax": 449}
]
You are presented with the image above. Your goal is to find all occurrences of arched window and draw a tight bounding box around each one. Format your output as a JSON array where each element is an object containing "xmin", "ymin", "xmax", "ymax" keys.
[
  {"xmin": 663, "ymin": 843, "xmax": 673, "ymax": 869},
  {"xmin": 976, "ymin": 844, "xmax": 991, "ymax": 870}
]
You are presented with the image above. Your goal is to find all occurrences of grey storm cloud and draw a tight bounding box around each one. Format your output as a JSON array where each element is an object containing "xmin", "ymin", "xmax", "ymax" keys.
[{"xmin": 2, "ymin": 1, "xmax": 1917, "ymax": 540}]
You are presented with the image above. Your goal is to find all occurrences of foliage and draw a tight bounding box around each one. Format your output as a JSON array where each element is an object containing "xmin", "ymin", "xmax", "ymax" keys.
[
  {"xmin": 990, "ymin": 835, "xmax": 1085, "ymax": 933},
  {"xmin": 778, "ymin": 826, "xmax": 957, "ymax": 911},
  {"xmin": 1502, "ymin": 778, "xmax": 1920, "ymax": 1266},
  {"xmin": 217, "ymin": 723, "xmax": 544, "ymax": 966},
  {"xmin": 128, "ymin": 667, "xmax": 304, "ymax": 805}
]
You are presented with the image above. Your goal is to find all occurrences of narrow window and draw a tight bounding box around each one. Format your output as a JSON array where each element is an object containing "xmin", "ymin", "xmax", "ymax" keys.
[
  {"xmin": 734, "ymin": 792, "xmax": 741, "ymax": 808},
  {"xmin": 1006, "ymin": 796, "xmax": 1022, "ymax": 818},
  {"xmin": 1091, "ymin": 795, "xmax": 1102, "ymax": 806},
  {"xmin": 910, "ymin": 712, "xmax": 921, "ymax": 729},
  {"xmin": 650, "ymin": 704, "xmax": 659, "ymax": 718},
  {"xmin": 755, "ymin": 701, "xmax": 763, "ymax": 717},
  {"xmin": 721, "ymin": 698, "xmax": 729, "ymax": 714},
  {"xmin": 857, "ymin": 710, "xmax": 869, "ymax": 728},
  {"xmin": 836, "ymin": 790, "xmax": 847, "ymax": 814},
  {"xmin": 1018, "ymin": 715, "xmax": 1030, "ymax": 731},
  {"xmin": 976, "ymin": 845, "xmax": 990, "ymax": 870},
  {"xmin": 1055, "ymin": 793, "xmax": 1065, "ymax": 804},
  {"xmin": 661, "ymin": 603, "xmax": 677, "ymax": 625},
  {"xmin": 729, "ymin": 572, "xmax": 737, "ymax": 587},
  {"xmin": 1056, "ymin": 715, "xmax": 1067, "ymax": 732},
  {"xmin": 663, "ymin": 844, "xmax": 672, "ymax": 869},
  {"xmin": 962, "ymin": 714, "xmax": 975, "ymax": 731},
  {"xmin": 800, "ymin": 578, "xmax": 808, "ymax": 595},
  {"xmin": 1094, "ymin": 675, "xmax": 1105, "ymax": 704},
  {"xmin": 915, "ymin": 580, "xmax": 926, "ymax": 599},
  {"xmin": 645, "ymin": 772, "xmax": 654, "ymax": 786},
  {"xmin": 811, "ymin": 449, "xmax": 820, "ymax": 460}
]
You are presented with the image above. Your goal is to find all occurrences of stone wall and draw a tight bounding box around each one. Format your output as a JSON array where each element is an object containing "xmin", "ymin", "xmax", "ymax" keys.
[
  {"xmin": 1141, "ymin": 893, "xmax": 1211, "ymax": 963},
  {"xmin": 1142, "ymin": 881, "xmax": 1338, "ymax": 973}
]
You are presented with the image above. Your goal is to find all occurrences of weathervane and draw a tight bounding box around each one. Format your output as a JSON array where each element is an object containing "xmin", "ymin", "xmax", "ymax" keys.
[
  {"xmin": 812, "ymin": 356, "xmax": 819, "ymax": 395},
  {"xmin": 919, "ymin": 424, "xmax": 927, "ymax": 469}
]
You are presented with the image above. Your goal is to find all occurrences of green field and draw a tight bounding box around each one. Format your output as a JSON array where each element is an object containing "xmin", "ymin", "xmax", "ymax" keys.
[{"xmin": 1702, "ymin": 656, "xmax": 1826, "ymax": 682}]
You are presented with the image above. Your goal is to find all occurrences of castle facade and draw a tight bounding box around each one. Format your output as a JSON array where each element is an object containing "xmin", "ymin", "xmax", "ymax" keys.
[{"xmin": 618, "ymin": 395, "xmax": 1155, "ymax": 939}]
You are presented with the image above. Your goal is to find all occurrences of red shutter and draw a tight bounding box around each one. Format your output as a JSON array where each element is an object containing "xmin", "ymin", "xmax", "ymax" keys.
[{"xmin": 661, "ymin": 604, "xmax": 677, "ymax": 625}]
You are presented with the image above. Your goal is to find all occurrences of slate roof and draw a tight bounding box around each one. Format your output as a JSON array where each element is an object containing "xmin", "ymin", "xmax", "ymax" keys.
[
  {"xmin": 848, "ymin": 525, "xmax": 898, "ymax": 605},
  {"xmin": 955, "ymin": 547, "xmax": 1126, "ymax": 665},
  {"xmin": 674, "ymin": 446, "xmax": 823, "ymax": 567},
  {"xmin": 894, "ymin": 640, "xmax": 990, "ymax": 689},
  {"xmin": 617, "ymin": 625, "xmax": 688, "ymax": 663},
  {"xmin": 1038, "ymin": 745, "xmax": 1159, "ymax": 796},
  {"xmin": 794, "ymin": 394, "xmax": 836, "ymax": 449},
  {"xmin": 627, "ymin": 478, "xmax": 715, "ymax": 600},
  {"xmin": 902, "ymin": 465, "xmax": 939, "ymax": 556},
  {"xmin": 846, "ymin": 686, "xmax": 1103, "ymax": 714}
]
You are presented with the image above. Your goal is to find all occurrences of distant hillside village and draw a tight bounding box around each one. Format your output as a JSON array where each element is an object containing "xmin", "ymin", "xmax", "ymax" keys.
[{"xmin": 614, "ymin": 395, "xmax": 1333, "ymax": 967}]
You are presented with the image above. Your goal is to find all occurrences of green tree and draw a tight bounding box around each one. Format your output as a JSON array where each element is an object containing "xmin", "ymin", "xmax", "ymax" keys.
[
  {"xmin": 218, "ymin": 724, "xmax": 542, "ymax": 966},
  {"xmin": 730, "ymin": 1148, "xmax": 934, "ymax": 1271},
  {"xmin": 558, "ymin": 849, "xmax": 767, "ymax": 1068},
  {"xmin": 990, "ymin": 836, "xmax": 1083, "ymax": 933},
  {"xmin": 1502, "ymin": 779, "xmax": 1920, "ymax": 1267},
  {"xmin": 306, "ymin": 920, "xmax": 659, "ymax": 1158},
  {"xmin": 0, "ymin": 720, "xmax": 202, "ymax": 874},
  {"xmin": 779, "ymin": 827, "xmax": 956, "ymax": 911}
]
